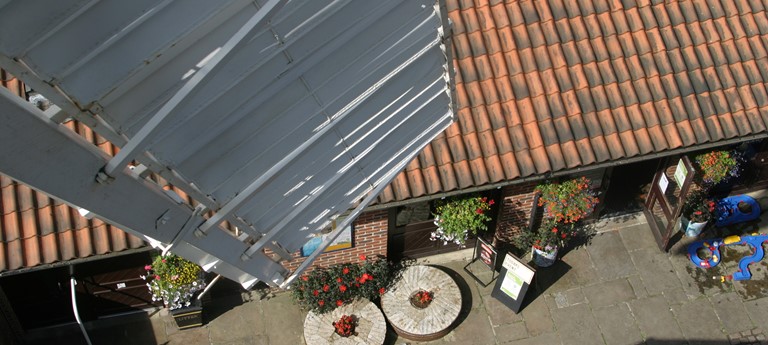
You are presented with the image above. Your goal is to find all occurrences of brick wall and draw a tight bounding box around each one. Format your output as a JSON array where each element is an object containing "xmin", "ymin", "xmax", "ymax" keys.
[
  {"xmin": 493, "ymin": 182, "xmax": 538, "ymax": 246},
  {"xmin": 282, "ymin": 209, "xmax": 388, "ymax": 273}
]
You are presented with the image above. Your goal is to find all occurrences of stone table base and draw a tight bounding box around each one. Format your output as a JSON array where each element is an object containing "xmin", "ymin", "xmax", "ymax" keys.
[
  {"xmin": 380, "ymin": 265, "xmax": 462, "ymax": 341},
  {"xmin": 303, "ymin": 299, "xmax": 386, "ymax": 345}
]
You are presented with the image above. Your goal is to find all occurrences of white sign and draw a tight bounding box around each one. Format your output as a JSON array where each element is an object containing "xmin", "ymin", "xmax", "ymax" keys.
[
  {"xmin": 500, "ymin": 271, "xmax": 524, "ymax": 299},
  {"xmin": 502, "ymin": 254, "xmax": 535, "ymax": 284},
  {"xmin": 674, "ymin": 159, "xmax": 688, "ymax": 187},
  {"xmin": 658, "ymin": 172, "xmax": 669, "ymax": 193}
]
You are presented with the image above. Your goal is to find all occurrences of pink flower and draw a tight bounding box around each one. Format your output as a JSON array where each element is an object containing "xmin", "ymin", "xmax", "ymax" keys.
[{"xmin": 144, "ymin": 265, "xmax": 152, "ymax": 271}]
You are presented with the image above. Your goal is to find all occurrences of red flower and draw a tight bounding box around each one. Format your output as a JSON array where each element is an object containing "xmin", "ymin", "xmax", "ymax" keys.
[
  {"xmin": 358, "ymin": 276, "xmax": 366, "ymax": 284},
  {"xmin": 379, "ymin": 287, "xmax": 386, "ymax": 295},
  {"xmin": 318, "ymin": 300, "xmax": 324, "ymax": 306},
  {"xmin": 359, "ymin": 254, "xmax": 367, "ymax": 261},
  {"xmin": 355, "ymin": 283, "xmax": 360, "ymax": 288},
  {"xmin": 336, "ymin": 277, "xmax": 342, "ymax": 283},
  {"xmin": 302, "ymin": 276, "xmax": 308, "ymax": 281},
  {"xmin": 363, "ymin": 273, "xmax": 373, "ymax": 280},
  {"xmin": 336, "ymin": 300, "xmax": 343, "ymax": 306},
  {"xmin": 476, "ymin": 208, "xmax": 484, "ymax": 214},
  {"xmin": 482, "ymin": 197, "xmax": 487, "ymax": 202},
  {"xmin": 342, "ymin": 267, "xmax": 350, "ymax": 274},
  {"xmin": 313, "ymin": 290, "xmax": 319, "ymax": 296},
  {"xmin": 552, "ymin": 227, "xmax": 558, "ymax": 233},
  {"xmin": 339, "ymin": 285, "xmax": 347, "ymax": 292},
  {"xmin": 561, "ymin": 233, "xmax": 567, "ymax": 239},
  {"xmin": 323, "ymin": 284, "xmax": 330, "ymax": 292},
  {"xmin": 154, "ymin": 275, "xmax": 160, "ymax": 280},
  {"xmin": 489, "ymin": 199, "xmax": 495, "ymax": 205}
]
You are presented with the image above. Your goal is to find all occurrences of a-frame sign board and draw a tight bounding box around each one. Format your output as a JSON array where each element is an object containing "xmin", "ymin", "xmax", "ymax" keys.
[{"xmin": 490, "ymin": 253, "xmax": 535, "ymax": 313}]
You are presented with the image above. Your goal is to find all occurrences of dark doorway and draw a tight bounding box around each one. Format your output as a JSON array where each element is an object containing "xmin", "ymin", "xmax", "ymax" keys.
[
  {"xmin": 387, "ymin": 191, "xmax": 500, "ymax": 261},
  {"xmin": 600, "ymin": 159, "xmax": 658, "ymax": 217}
]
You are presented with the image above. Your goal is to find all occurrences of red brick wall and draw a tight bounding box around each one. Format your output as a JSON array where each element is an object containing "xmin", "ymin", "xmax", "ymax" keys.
[
  {"xmin": 282, "ymin": 210, "xmax": 388, "ymax": 272},
  {"xmin": 493, "ymin": 182, "xmax": 537, "ymax": 245}
]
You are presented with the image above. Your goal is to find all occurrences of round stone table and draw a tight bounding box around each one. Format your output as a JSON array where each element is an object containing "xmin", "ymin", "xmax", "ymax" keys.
[
  {"xmin": 303, "ymin": 298, "xmax": 386, "ymax": 345},
  {"xmin": 380, "ymin": 265, "xmax": 462, "ymax": 341}
]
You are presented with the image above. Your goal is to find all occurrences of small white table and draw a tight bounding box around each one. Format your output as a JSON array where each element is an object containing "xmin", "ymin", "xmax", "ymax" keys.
[
  {"xmin": 380, "ymin": 265, "xmax": 462, "ymax": 341},
  {"xmin": 303, "ymin": 298, "xmax": 386, "ymax": 345}
]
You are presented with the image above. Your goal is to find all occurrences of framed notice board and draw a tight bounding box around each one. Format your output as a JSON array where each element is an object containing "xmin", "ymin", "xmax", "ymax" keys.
[
  {"xmin": 463, "ymin": 237, "xmax": 498, "ymax": 286},
  {"xmin": 491, "ymin": 253, "xmax": 535, "ymax": 313}
]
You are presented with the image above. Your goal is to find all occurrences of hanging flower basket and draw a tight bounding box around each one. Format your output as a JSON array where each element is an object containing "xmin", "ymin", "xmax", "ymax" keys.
[{"xmin": 693, "ymin": 149, "xmax": 744, "ymax": 186}]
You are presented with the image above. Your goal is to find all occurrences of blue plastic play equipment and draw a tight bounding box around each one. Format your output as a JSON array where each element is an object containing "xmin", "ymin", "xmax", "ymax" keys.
[
  {"xmin": 688, "ymin": 233, "xmax": 768, "ymax": 281},
  {"xmin": 714, "ymin": 195, "xmax": 761, "ymax": 227}
]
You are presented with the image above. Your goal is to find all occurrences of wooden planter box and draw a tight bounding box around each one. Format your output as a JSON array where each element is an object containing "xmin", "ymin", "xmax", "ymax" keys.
[{"xmin": 170, "ymin": 304, "xmax": 203, "ymax": 330}]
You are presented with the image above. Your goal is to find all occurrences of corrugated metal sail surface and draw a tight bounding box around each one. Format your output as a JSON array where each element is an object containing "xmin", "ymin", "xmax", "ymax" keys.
[{"xmin": 0, "ymin": 0, "xmax": 453, "ymax": 286}]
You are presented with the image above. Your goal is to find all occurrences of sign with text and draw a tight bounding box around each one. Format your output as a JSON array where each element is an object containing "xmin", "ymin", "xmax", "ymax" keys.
[{"xmin": 491, "ymin": 253, "xmax": 535, "ymax": 313}]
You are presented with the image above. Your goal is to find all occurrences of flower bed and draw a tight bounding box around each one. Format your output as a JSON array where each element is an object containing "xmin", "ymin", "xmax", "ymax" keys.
[{"xmin": 291, "ymin": 255, "xmax": 393, "ymax": 314}]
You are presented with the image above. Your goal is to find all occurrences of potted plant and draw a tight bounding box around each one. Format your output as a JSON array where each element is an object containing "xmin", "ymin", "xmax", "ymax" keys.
[
  {"xmin": 683, "ymin": 197, "xmax": 715, "ymax": 237},
  {"xmin": 332, "ymin": 314, "xmax": 357, "ymax": 337},
  {"xmin": 410, "ymin": 290, "xmax": 433, "ymax": 309},
  {"xmin": 514, "ymin": 177, "xmax": 599, "ymax": 266},
  {"xmin": 694, "ymin": 149, "xmax": 743, "ymax": 186},
  {"xmin": 430, "ymin": 195, "xmax": 495, "ymax": 246},
  {"xmin": 142, "ymin": 253, "xmax": 206, "ymax": 329},
  {"xmin": 291, "ymin": 255, "xmax": 392, "ymax": 314}
]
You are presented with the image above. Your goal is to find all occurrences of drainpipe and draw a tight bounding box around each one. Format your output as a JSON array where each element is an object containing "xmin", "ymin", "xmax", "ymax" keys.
[{"xmin": 69, "ymin": 266, "xmax": 93, "ymax": 345}]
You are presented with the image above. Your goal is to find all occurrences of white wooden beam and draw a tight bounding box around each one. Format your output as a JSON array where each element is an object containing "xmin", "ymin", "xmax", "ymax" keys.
[{"xmin": 102, "ymin": 0, "xmax": 286, "ymax": 178}]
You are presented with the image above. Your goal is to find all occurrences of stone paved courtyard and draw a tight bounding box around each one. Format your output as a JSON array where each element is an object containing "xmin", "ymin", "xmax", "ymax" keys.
[{"xmin": 24, "ymin": 215, "xmax": 768, "ymax": 345}]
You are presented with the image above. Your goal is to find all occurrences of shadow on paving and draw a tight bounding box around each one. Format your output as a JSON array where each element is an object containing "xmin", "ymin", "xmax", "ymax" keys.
[{"xmin": 23, "ymin": 311, "xmax": 161, "ymax": 345}]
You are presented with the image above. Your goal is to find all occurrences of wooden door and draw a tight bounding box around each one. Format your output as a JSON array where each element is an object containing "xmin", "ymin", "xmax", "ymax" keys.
[{"xmin": 643, "ymin": 156, "xmax": 695, "ymax": 251}]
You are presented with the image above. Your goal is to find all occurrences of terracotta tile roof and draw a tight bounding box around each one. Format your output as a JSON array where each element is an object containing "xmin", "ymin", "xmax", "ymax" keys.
[
  {"xmin": 377, "ymin": 0, "xmax": 768, "ymax": 204},
  {"xmin": 0, "ymin": 73, "xmax": 147, "ymax": 274}
]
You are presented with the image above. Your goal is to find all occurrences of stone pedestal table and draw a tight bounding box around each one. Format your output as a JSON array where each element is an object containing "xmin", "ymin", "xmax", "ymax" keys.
[
  {"xmin": 303, "ymin": 298, "xmax": 386, "ymax": 345},
  {"xmin": 380, "ymin": 265, "xmax": 462, "ymax": 341}
]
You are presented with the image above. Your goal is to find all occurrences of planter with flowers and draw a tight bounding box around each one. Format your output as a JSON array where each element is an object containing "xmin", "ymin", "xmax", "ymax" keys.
[
  {"xmin": 291, "ymin": 255, "xmax": 393, "ymax": 314},
  {"xmin": 694, "ymin": 149, "xmax": 744, "ymax": 187},
  {"xmin": 296, "ymin": 255, "xmax": 392, "ymax": 344},
  {"xmin": 430, "ymin": 195, "xmax": 495, "ymax": 246},
  {"xmin": 680, "ymin": 188, "xmax": 716, "ymax": 237},
  {"xmin": 142, "ymin": 253, "xmax": 206, "ymax": 329},
  {"xmin": 514, "ymin": 177, "xmax": 599, "ymax": 267}
]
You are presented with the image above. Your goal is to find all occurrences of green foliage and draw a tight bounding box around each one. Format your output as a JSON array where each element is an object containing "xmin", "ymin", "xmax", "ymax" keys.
[
  {"xmin": 431, "ymin": 195, "xmax": 494, "ymax": 245},
  {"xmin": 291, "ymin": 255, "xmax": 393, "ymax": 314},
  {"xmin": 512, "ymin": 218, "xmax": 577, "ymax": 251},
  {"xmin": 535, "ymin": 177, "xmax": 599, "ymax": 224},
  {"xmin": 694, "ymin": 150, "xmax": 742, "ymax": 185}
]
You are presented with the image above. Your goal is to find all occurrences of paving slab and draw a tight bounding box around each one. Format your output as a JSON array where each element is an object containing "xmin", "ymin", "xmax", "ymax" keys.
[
  {"xmin": 482, "ymin": 293, "xmax": 523, "ymax": 326},
  {"xmin": 619, "ymin": 223, "xmax": 660, "ymax": 251},
  {"xmin": 440, "ymin": 303, "xmax": 496, "ymax": 345},
  {"xmin": 592, "ymin": 303, "xmax": 643, "ymax": 345},
  {"xmin": 586, "ymin": 232, "xmax": 636, "ymax": 281},
  {"xmin": 743, "ymin": 296, "xmax": 768, "ymax": 328},
  {"xmin": 709, "ymin": 292, "xmax": 755, "ymax": 334},
  {"xmin": 629, "ymin": 295, "xmax": 685, "ymax": 344},
  {"xmin": 549, "ymin": 287, "xmax": 587, "ymax": 309},
  {"xmin": 260, "ymin": 294, "xmax": 305, "ymax": 345},
  {"xmin": 503, "ymin": 331, "xmax": 560, "ymax": 345},
  {"xmin": 559, "ymin": 247, "xmax": 599, "ymax": 286},
  {"xmin": 671, "ymin": 298, "xmax": 728, "ymax": 343},
  {"xmin": 521, "ymin": 295, "xmax": 554, "ymax": 336},
  {"xmin": 627, "ymin": 274, "xmax": 649, "ymax": 299},
  {"xmin": 582, "ymin": 278, "xmax": 636, "ymax": 308},
  {"xmin": 550, "ymin": 303, "xmax": 602, "ymax": 345},
  {"xmin": 492, "ymin": 321, "xmax": 528, "ymax": 342},
  {"xmin": 207, "ymin": 302, "xmax": 262, "ymax": 343},
  {"xmin": 629, "ymin": 247, "xmax": 682, "ymax": 296}
]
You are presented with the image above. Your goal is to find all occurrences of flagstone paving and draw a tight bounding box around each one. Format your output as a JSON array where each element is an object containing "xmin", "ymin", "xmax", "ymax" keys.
[{"xmin": 27, "ymin": 216, "xmax": 768, "ymax": 345}]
